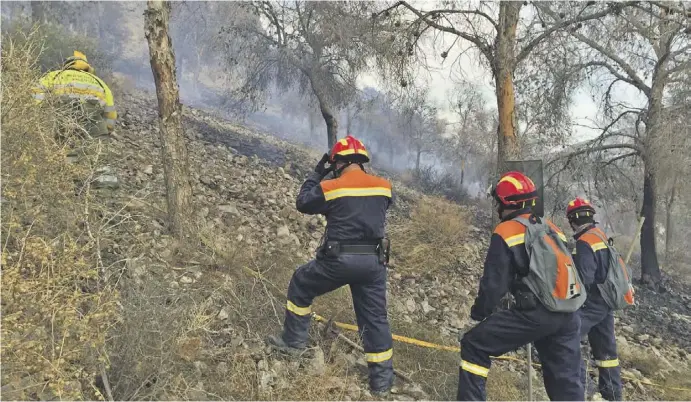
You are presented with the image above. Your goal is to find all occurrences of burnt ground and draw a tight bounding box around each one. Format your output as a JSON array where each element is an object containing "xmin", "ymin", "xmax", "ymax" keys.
[
  {"xmin": 185, "ymin": 116, "xmax": 308, "ymax": 178},
  {"xmin": 622, "ymin": 272, "xmax": 691, "ymax": 350}
]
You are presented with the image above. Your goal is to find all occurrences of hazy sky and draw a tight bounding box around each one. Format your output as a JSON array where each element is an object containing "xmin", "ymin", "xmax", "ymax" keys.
[{"xmin": 359, "ymin": 3, "xmax": 649, "ymax": 144}]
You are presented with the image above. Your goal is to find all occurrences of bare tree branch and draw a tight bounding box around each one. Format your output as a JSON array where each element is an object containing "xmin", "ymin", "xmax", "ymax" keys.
[
  {"xmin": 378, "ymin": 1, "xmax": 494, "ymax": 63},
  {"xmin": 572, "ymin": 32, "xmax": 652, "ymax": 96},
  {"xmin": 650, "ymin": 1, "xmax": 691, "ymax": 18},
  {"xmin": 517, "ymin": 3, "xmax": 621, "ymax": 65},
  {"xmin": 546, "ymin": 143, "xmax": 643, "ymax": 169},
  {"xmin": 424, "ymin": 7, "xmax": 498, "ymax": 30},
  {"xmin": 602, "ymin": 151, "xmax": 639, "ymax": 166}
]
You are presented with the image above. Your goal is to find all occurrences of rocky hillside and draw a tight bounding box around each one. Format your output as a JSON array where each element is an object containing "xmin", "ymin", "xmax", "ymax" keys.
[{"xmin": 99, "ymin": 89, "xmax": 690, "ymax": 400}]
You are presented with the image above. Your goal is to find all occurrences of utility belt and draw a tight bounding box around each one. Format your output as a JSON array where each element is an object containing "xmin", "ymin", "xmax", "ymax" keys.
[{"xmin": 320, "ymin": 238, "xmax": 390, "ymax": 265}]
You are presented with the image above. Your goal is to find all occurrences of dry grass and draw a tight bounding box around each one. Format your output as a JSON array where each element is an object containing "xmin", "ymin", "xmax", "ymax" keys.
[
  {"xmin": 1, "ymin": 28, "xmax": 122, "ymax": 400},
  {"xmin": 389, "ymin": 196, "xmax": 471, "ymax": 275},
  {"xmin": 486, "ymin": 369, "xmax": 531, "ymax": 401},
  {"xmin": 617, "ymin": 345, "xmax": 691, "ymax": 401},
  {"xmin": 106, "ymin": 220, "xmax": 364, "ymax": 401}
]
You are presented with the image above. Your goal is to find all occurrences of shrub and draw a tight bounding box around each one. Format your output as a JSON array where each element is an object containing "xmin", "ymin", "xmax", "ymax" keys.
[
  {"xmin": 405, "ymin": 165, "xmax": 469, "ymax": 203},
  {"xmin": 389, "ymin": 196, "xmax": 471, "ymax": 275},
  {"xmin": 1, "ymin": 27, "xmax": 119, "ymax": 400},
  {"xmin": 1, "ymin": 19, "xmax": 114, "ymax": 77}
]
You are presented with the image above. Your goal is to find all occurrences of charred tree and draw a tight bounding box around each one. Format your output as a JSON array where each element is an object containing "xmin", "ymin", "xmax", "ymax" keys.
[
  {"xmin": 144, "ymin": 0, "xmax": 193, "ymax": 239},
  {"xmin": 664, "ymin": 172, "xmax": 678, "ymax": 261},
  {"xmin": 313, "ymin": 85, "xmax": 339, "ymax": 149},
  {"xmin": 640, "ymin": 160, "xmax": 661, "ymax": 284}
]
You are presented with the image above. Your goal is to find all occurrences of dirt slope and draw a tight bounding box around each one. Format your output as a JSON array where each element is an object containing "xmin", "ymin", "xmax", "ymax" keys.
[{"xmin": 102, "ymin": 89, "xmax": 690, "ymax": 400}]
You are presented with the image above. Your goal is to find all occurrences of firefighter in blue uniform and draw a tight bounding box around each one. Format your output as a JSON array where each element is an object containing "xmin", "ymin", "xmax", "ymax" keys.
[
  {"xmin": 267, "ymin": 135, "xmax": 394, "ymax": 397},
  {"xmin": 457, "ymin": 171, "xmax": 584, "ymax": 401},
  {"xmin": 567, "ymin": 197, "xmax": 623, "ymax": 401}
]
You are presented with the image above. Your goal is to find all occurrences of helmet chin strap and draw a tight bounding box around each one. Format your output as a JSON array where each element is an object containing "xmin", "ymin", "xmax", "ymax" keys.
[{"xmin": 332, "ymin": 161, "xmax": 365, "ymax": 178}]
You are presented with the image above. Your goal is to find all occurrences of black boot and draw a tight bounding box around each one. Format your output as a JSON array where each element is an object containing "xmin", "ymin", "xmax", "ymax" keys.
[{"xmin": 265, "ymin": 334, "xmax": 306, "ymax": 357}]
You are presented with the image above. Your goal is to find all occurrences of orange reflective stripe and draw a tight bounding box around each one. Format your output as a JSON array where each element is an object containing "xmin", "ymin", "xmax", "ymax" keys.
[
  {"xmin": 545, "ymin": 234, "xmax": 580, "ymax": 299},
  {"xmin": 494, "ymin": 219, "xmax": 526, "ymax": 242},
  {"xmin": 320, "ymin": 169, "xmax": 391, "ymax": 198}
]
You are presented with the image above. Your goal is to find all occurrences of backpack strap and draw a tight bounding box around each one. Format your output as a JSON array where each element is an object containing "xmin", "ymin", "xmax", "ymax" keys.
[{"xmin": 512, "ymin": 215, "xmax": 534, "ymax": 227}]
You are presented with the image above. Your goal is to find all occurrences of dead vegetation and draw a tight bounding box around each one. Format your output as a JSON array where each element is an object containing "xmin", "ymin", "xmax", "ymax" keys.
[
  {"xmin": 389, "ymin": 197, "xmax": 471, "ymax": 275},
  {"xmin": 618, "ymin": 345, "xmax": 691, "ymax": 401},
  {"xmin": 1, "ymin": 28, "xmax": 121, "ymax": 400}
]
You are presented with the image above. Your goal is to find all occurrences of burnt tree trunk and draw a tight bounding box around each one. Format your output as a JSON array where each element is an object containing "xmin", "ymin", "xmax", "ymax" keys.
[
  {"xmin": 664, "ymin": 172, "xmax": 678, "ymax": 261},
  {"xmin": 460, "ymin": 159, "xmax": 465, "ymax": 187},
  {"xmin": 311, "ymin": 82, "xmax": 338, "ymax": 150},
  {"xmin": 640, "ymin": 159, "xmax": 661, "ymax": 284},
  {"xmin": 145, "ymin": 0, "xmax": 193, "ymax": 240},
  {"xmin": 319, "ymin": 100, "xmax": 338, "ymax": 150},
  {"xmin": 415, "ymin": 148, "xmax": 422, "ymax": 173},
  {"xmin": 638, "ymin": 22, "xmax": 670, "ymax": 285},
  {"xmin": 493, "ymin": 1, "xmax": 522, "ymax": 173}
]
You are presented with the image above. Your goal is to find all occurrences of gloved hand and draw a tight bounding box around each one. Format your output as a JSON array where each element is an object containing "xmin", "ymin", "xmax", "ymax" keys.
[{"xmin": 313, "ymin": 153, "xmax": 332, "ymax": 178}]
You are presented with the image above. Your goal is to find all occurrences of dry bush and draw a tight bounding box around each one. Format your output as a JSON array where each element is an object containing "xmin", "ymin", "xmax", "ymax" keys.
[
  {"xmin": 1, "ymin": 28, "xmax": 120, "ymax": 400},
  {"xmin": 1, "ymin": 19, "xmax": 114, "ymax": 77},
  {"xmin": 389, "ymin": 196, "xmax": 471, "ymax": 275},
  {"xmin": 400, "ymin": 166, "xmax": 469, "ymax": 203},
  {"xmin": 108, "ymin": 223, "xmax": 361, "ymax": 401}
]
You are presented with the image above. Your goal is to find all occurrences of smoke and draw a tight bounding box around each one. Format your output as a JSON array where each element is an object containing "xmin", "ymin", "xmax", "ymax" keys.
[{"xmin": 1, "ymin": 1, "xmax": 488, "ymax": 199}]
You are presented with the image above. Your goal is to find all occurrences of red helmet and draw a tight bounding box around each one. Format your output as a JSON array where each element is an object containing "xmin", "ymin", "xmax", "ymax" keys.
[
  {"xmin": 492, "ymin": 171, "xmax": 538, "ymax": 207},
  {"xmin": 566, "ymin": 197, "xmax": 596, "ymax": 220},
  {"xmin": 329, "ymin": 135, "xmax": 370, "ymax": 164}
]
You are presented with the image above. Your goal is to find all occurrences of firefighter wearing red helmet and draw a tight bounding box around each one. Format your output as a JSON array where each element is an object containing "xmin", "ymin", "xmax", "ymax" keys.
[
  {"xmin": 457, "ymin": 171, "xmax": 584, "ymax": 401},
  {"xmin": 267, "ymin": 135, "xmax": 394, "ymax": 397},
  {"xmin": 567, "ymin": 197, "xmax": 623, "ymax": 401}
]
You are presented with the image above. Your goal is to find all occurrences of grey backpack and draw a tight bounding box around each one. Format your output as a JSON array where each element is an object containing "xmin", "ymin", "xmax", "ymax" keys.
[
  {"xmin": 590, "ymin": 231, "xmax": 635, "ymax": 310},
  {"xmin": 514, "ymin": 216, "xmax": 586, "ymax": 313}
]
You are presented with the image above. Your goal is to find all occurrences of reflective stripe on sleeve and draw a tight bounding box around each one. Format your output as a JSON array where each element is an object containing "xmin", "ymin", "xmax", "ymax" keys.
[
  {"xmin": 366, "ymin": 348, "xmax": 393, "ymax": 363},
  {"xmin": 460, "ymin": 360, "xmax": 489, "ymax": 377},
  {"xmin": 286, "ymin": 300, "xmax": 311, "ymax": 316}
]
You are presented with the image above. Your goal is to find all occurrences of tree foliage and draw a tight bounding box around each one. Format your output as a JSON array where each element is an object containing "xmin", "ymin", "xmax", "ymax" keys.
[
  {"xmin": 542, "ymin": 1, "xmax": 690, "ymax": 284},
  {"xmin": 221, "ymin": 1, "xmax": 404, "ymax": 149}
]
